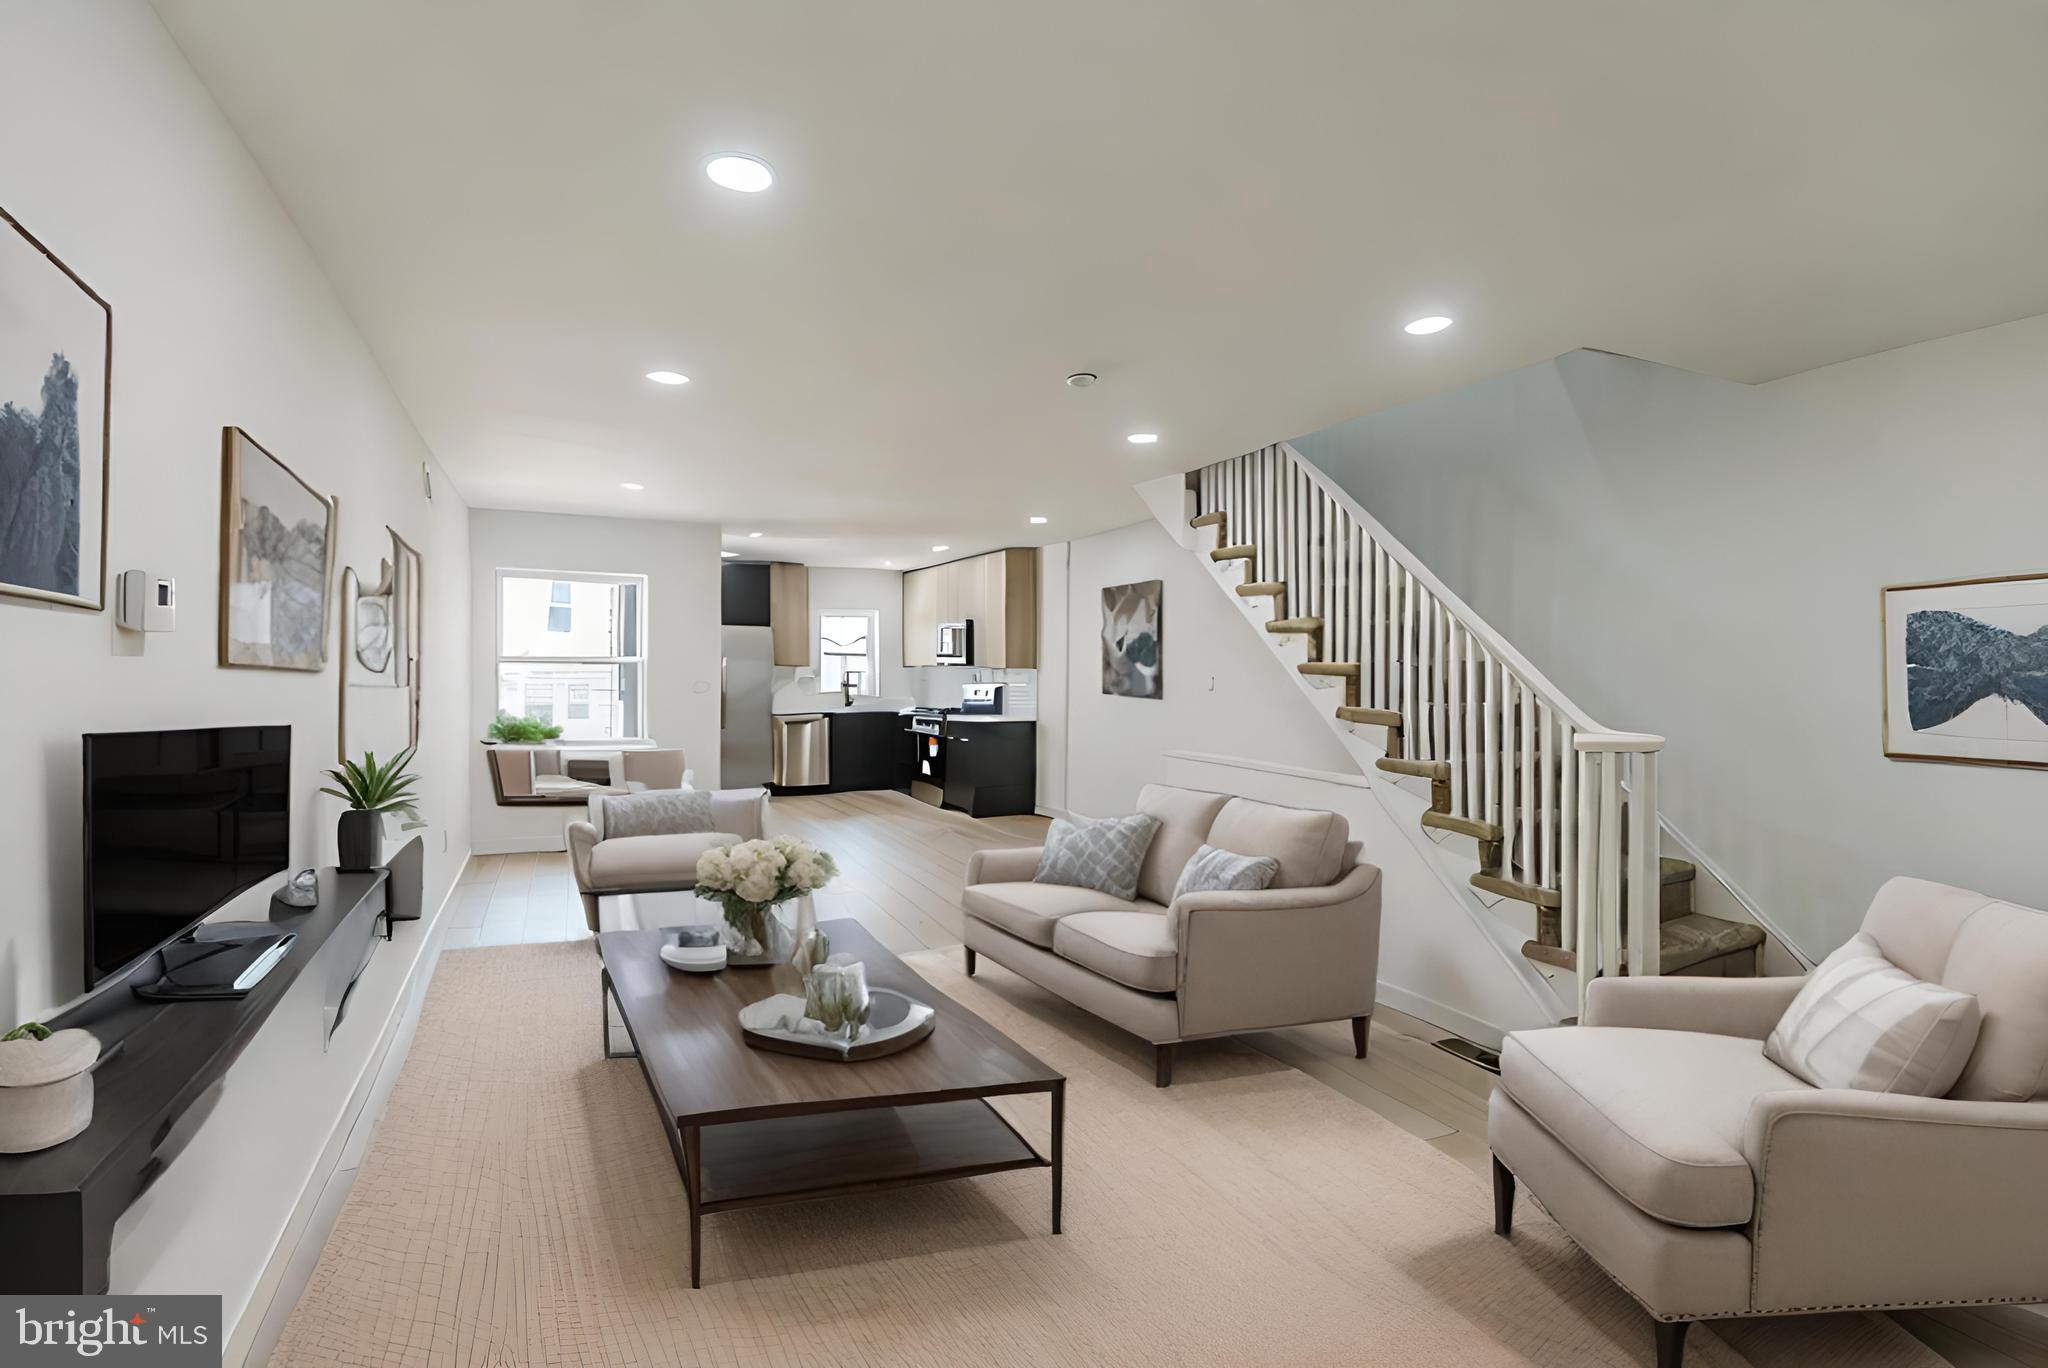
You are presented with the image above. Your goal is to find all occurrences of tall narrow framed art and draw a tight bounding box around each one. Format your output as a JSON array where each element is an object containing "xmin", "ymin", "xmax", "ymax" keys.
[{"xmin": 0, "ymin": 206, "xmax": 111, "ymax": 611}]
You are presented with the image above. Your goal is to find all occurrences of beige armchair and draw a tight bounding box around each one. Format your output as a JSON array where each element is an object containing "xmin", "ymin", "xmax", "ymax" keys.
[
  {"xmin": 1489, "ymin": 877, "xmax": 2048, "ymax": 1367},
  {"xmin": 961, "ymin": 784, "xmax": 1382, "ymax": 1086},
  {"xmin": 567, "ymin": 787, "xmax": 768, "ymax": 932}
]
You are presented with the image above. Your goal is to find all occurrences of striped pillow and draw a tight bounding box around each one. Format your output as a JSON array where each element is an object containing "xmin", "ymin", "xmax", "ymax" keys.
[{"xmin": 1764, "ymin": 933, "xmax": 1981, "ymax": 1095}]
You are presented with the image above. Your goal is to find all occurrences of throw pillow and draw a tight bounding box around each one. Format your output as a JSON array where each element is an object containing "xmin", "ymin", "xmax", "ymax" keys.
[
  {"xmin": 599, "ymin": 789, "xmax": 715, "ymax": 840},
  {"xmin": 1033, "ymin": 814, "xmax": 1161, "ymax": 902},
  {"xmin": 1764, "ymin": 932, "xmax": 1982, "ymax": 1095},
  {"xmin": 1171, "ymin": 843, "xmax": 1281, "ymax": 901}
]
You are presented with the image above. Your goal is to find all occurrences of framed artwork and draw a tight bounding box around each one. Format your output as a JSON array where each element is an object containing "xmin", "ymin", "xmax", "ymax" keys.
[
  {"xmin": 220, "ymin": 426, "xmax": 336, "ymax": 670},
  {"xmin": 1882, "ymin": 571, "xmax": 2048, "ymax": 770},
  {"xmin": 1102, "ymin": 579, "xmax": 1163, "ymax": 699},
  {"xmin": 0, "ymin": 206, "xmax": 111, "ymax": 610},
  {"xmin": 339, "ymin": 528, "xmax": 424, "ymax": 759}
]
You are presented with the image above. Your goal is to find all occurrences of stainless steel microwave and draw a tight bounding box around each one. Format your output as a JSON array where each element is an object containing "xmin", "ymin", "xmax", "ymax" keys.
[{"xmin": 936, "ymin": 620, "xmax": 972, "ymax": 665}]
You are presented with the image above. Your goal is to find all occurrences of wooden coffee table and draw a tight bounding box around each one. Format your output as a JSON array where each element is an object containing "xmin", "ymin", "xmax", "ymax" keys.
[{"xmin": 596, "ymin": 918, "xmax": 1066, "ymax": 1287}]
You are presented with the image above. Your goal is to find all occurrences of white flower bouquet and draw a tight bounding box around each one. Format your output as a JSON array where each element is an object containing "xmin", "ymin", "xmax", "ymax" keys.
[{"xmin": 695, "ymin": 837, "xmax": 838, "ymax": 963}]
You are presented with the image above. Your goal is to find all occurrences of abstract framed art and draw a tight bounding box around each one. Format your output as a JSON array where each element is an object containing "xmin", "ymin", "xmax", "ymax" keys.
[
  {"xmin": 1102, "ymin": 579, "xmax": 1163, "ymax": 699},
  {"xmin": 220, "ymin": 426, "xmax": 337, "ymax": 670},
  {"xmin": 1882, "ymin": 570, "xmax": 2048, "ymax": 771},
  {"xmin": 0, "ymin": 205, "xmax": 111, "ymax": 611}
]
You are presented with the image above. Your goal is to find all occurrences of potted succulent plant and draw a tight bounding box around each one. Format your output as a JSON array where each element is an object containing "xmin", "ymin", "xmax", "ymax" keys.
[{"xmin": 322, "ymin": 745, "xmax": 423, "ymax": 872}]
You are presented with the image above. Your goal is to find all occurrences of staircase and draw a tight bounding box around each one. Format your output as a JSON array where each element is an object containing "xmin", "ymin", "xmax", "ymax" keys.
[{"xmin": 1175, "ymin": 444, "xmax": 1763, "ymax": 1013}]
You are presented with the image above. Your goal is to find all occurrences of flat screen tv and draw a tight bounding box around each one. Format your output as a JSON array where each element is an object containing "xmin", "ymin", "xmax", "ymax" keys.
[{"xmin": 83, "ymin": 725, "xmax": 291, "ymax": 991}]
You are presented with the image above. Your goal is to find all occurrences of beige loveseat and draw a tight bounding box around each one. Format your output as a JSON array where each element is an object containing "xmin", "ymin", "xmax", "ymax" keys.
[
  {"xmin": 566, "ymin": 787, "xmax": 768, "ymax": 932},
  {"xmin": 962, "ymin": 784, "xmax": 1383, "ymax": 1086},
  {"xmin": 1489, "ymin": 877, "xmax": 2048, "ymax": 1367}
]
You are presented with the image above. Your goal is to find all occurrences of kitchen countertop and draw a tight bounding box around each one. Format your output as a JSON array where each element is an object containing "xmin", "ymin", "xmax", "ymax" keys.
[{"xmin": 899, "ymin": 710, "xmax": 1035, "ymax": 725}]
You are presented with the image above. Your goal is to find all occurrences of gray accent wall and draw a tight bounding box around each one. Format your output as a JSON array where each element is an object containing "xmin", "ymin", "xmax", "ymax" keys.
[{"xmin": 1291, "ymin": 320, "xmax": 2048, "ymax": 957}]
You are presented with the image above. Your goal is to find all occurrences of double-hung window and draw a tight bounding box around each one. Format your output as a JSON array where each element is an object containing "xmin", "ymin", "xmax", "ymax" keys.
[
  {"xmin": 819, "ymin": 611, "xmax": 878, "ymax": 695},
  {"xmin": 496, "ymin": 570, "xmax": 646, "ymax": 741}
]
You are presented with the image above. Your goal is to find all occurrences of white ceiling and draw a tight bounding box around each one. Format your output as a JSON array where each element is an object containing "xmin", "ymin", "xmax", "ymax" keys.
[{"xmin": 153, "ymin": 0, "xmax": 2048, "ymax": 570}]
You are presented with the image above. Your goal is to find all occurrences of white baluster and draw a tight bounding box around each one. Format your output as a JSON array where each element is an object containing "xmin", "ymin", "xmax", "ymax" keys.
[
  {"xmin": 1627, "ymin": 750, "xmax": 1660, "ymax": 977},
  {"xmin": 1499, "ymin": 670, "xmax": 1519, "ymax": 878},
  {"xmin": 1447, "ymin": 624, "xmax": 1465, "ymax": 813},
  {"xmin": 1538, "ymin": 702, "xmax": 1556, "ymax": 890},
  {"xmin": 1560, "ymin": 724, "xmax": 1578, "ymax": 956},
  {"xmin": 1574, "ymin": 749, "xmax": 1599, "ymax": 1013},
  {"xmin": 1481, "ymin": 652, "xmax": 1499, "ymax": 828}
]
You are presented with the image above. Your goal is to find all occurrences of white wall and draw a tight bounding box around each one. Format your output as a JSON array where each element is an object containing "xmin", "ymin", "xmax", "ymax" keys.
[
  {"xmin": 1292, "ymin": 319, "xmax": 2048, "ymax": 956},
  {"xmin": 468, "ymin": 509, "xmax": 721, "ymax": 850},
  {"xmin": 0, "ymin": 0, "xmax": 472, "ymax": 1332},
  {"xmin": 1038, "ymin": 518, "xmax": 1358, "ymax": 818},
  {"xmin": 0, "ymin": 0, "xmax": 472, "ymax": 1025},
  {"xmin": 780, "ymin": 565, "xmax": 910, "ymax": 705}
]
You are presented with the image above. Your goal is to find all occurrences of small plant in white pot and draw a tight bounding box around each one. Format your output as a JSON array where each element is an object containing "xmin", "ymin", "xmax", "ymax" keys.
[
  {"xmin": 0, "ymin": 1022, "xmax": 101, "ymax": 1153},
  {"xmin": 694, "ymin": 838, "xmax": 838, "ymax": 967},
  {"xmin": 322, "ymin": 746, "xmax": 423, "ymax": 872}
]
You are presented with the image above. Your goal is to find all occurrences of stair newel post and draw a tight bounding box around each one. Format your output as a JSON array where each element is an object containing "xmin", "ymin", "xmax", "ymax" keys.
[
  {"xmin": 1597, "ymin": 748, "xmax": 1625, "ymax": 986},
  {"xmin": 1560, "ymin": 724, "xmax": 1578, "ymax": 959},
  {"xmin": 1573, "ymin": 746, "xmax": 1600, "ymax": 1014},
  {"xmin": 1626, "ymin": 749, "xmax": 1662, "ymax": 977}
]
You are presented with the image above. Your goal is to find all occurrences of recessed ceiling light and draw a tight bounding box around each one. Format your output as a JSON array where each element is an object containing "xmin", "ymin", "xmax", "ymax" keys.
[
  {"xmin": 883, "ymin": 560, "xmax": 893, "ymax": 567},
  {"xmin": 619, "ymin": 481, "xmax": 645, "ymax": 491},
  {"xmin": 1127, "ymin": 433, "xmax": 1159, "ymax": 445},
  {"xmin": 932, "ymin": 545, "xmax": 950, "ymax": 553},
  {"xmin": 747, "ymin": 531, "xmax": 763, "ymax": 538},
  {"xmin": 1029, "ymin": 516, "xmax": 1048, "ymax": 524},
  {"xmin": 645, "ymin": 370, "xmax": 690, "ymax": 385},
  {"xmin": 1403, "ymin": 315, "xmax": 1453, "ymax": 335},
  {"xmin": 720, "ymin": 550, "xmax": 738, "ymax": 558},
  {"xmin": 1065, "ymin": 372, "xmax": 1098, "ymax": 388},
  {"xmin": 705, "ymin": 153, "xmax": 774, "ymax": 193}
]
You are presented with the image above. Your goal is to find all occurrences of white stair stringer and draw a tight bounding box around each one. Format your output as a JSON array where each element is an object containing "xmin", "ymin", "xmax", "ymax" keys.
[{"xmin": 1140, "ymin": 476, "xmax": 1572, "ymax": 1042}]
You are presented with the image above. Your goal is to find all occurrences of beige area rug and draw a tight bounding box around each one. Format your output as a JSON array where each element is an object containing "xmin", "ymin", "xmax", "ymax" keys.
[{"xmin": 272, "ymin": 941, "xmax": 1940, "ymax": 1367}]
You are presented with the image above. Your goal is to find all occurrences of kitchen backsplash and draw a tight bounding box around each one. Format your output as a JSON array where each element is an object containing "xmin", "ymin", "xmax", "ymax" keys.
[{"xmin": 912, "ymin": 667, "xmax": 1036, "ymax": 715}]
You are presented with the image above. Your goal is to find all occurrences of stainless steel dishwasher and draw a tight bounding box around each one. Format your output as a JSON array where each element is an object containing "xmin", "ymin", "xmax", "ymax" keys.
[{"xmin": 771, "ymin": 713, "xmax": 831, "ymax": 787}]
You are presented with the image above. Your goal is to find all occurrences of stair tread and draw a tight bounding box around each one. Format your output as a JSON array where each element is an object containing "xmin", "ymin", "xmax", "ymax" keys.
[
  {"xmin": 1474, "ymin": 868, "xmax": 1563, "ymax": 909},
  {"xmin": 1660, "ymin": 856, "xmax": 1695, "ymax": 884},
  {"xmin": 1376, "ymin": 756, "xmax": 1449, "ymax": 780},
  {"xmin": 1518, "ymin": 913, "xmax": 1764, "ymax": 975},
  {"xmin": 1336, "ymin": 706, "xmax": 1402, "ymax": 727},
  {"xmin": 1296, "ymin": 661, "xmax": 1360, "ymax": 676},
  {"xmin": 1236, "ymin": 581, "xmax": 1286, "ymax": 597},
  {"xmin": 1420, "ymin": 810, "xmax": 1503, "ymax": 842},
  {"xmin": 1189, "ymin": 511, "xmax": 1226, "ymax": 528},
  {"xmin": 1210, "ymin": 545, "xmax": 1257, "ymax": 561},
  {"xmin": 1265, "ymin": 617, "xmax": 1323, "ymax": 632}
]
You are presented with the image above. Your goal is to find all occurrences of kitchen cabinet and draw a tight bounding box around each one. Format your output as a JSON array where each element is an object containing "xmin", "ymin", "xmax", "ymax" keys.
[
  {"xmin": 769, "ymin": 562, "xmax": 809, "ymax": 666},
  {"xmin": 902, "ymin": 566, "xmax": 940, "ymax": 666},
  {"xmin": 940, "ymin": 721, "xmax": 1037, "ymax": 818},
  {"xmin": 826, "ymin": 710, "xmax": 901, "ymax": 792},
  {"xmin": 899, "ymin": 549, "xmax": 1037, "ymax": 668}
]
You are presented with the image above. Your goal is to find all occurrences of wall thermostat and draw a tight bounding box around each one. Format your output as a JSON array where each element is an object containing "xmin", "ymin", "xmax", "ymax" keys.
[{"xmin": 117, "ymin": 571, "xmax": 176, "ymax": 632}]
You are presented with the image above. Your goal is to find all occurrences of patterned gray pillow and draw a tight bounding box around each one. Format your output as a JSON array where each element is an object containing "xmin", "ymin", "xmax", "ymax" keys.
[
  {"xmin": 599, "ymin": 789, "xmax": 715, "ymax": 840},
  {"xmin": 1172, "ymin": 843, "xmax": 1280, "ymax": 901},
  {"xmin": 1033, "ymin": 814, "xmax": 1161, "ymax": 902}
]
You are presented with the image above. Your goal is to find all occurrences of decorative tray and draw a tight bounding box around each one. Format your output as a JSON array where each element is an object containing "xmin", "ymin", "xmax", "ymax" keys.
[{"xmin": 738, "ymin": 988, "xmax": 935, "ymax": 1062}]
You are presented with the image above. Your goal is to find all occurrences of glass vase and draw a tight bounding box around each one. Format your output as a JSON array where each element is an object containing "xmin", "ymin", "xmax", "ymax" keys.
[
  {"xmin": 720, "ymin": 901, "xmax": 793, "ymax": 967},
  {"xmin": 787, "ymin": 896, "xmax": 824, "ymax": 973}
]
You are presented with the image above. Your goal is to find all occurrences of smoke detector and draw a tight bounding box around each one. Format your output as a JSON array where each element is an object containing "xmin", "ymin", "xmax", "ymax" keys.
[{"xmin": 1065, "ymin": 372, "xmax": 1098, "ymax": 388}]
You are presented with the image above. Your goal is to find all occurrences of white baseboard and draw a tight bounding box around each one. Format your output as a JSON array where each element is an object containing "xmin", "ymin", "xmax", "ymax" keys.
[
  {"xmin": 473, "ymin": 835, "xmax": 566, "ymax": 855},
  {"xmin": 1374, "ymin": 982, "xmax": 1508, "ymax": 1051}
]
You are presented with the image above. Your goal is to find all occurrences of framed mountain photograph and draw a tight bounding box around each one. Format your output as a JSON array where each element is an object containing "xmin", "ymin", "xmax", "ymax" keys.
[
  {"xmin": 220, "ymin": 426, "xmax": 337, "ymax": 670},
  {"xmin": 0, "ymin": 206, "xmax": 111, "ymax": 611},
  {"xmin": 1882, "ymin": 571, "xmax": 2048, "ymax": 770}
]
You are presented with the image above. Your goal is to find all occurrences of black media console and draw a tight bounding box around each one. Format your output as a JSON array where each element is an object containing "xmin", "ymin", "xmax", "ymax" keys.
[{"xmin": 0, "ymin": 867, "xmax": 390, "ymax": 1294}]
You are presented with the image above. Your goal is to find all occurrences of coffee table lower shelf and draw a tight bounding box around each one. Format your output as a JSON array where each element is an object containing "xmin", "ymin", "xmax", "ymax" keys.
[{"xmin": 657, "ymin": 1096, "xmax": 1061, "ymax": 1287}]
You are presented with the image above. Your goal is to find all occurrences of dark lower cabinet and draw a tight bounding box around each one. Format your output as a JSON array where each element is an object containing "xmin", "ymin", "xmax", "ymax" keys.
[
  {"xmin": 826, "ymin": 711, "xmax": 901, "ymax": 793},
  {"xmin": 942, "ymin": 722, "xmax": 1037, "ymax": 818}
]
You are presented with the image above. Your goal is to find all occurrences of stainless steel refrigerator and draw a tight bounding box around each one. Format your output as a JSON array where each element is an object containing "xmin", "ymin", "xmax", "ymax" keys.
[{"xmin": 720, "ymin": 625, "xmax": 774, "ymax": 788}]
